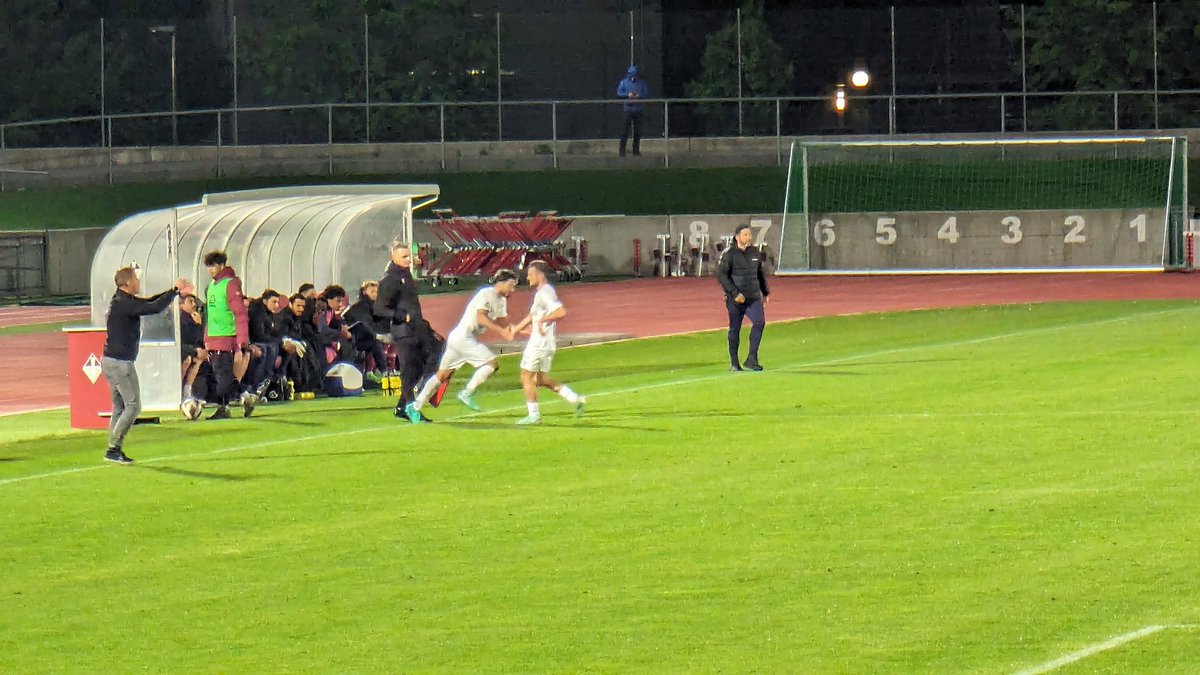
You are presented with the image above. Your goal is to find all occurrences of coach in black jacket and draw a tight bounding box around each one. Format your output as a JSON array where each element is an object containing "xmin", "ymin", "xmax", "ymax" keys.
[
  {"xmin": 102, "ymin": 266, "xmax": 192, "ymax": 464},
  {"xmin": 374, "ymin": 239, "xmax": 431, "ymax": 417},
  {"xmin": 716, "ymin": 224, "xmax": 771, "ymax": 371}
]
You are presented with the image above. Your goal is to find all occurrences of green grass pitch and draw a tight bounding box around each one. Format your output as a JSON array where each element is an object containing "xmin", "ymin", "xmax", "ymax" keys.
[{"xmin": 2, "ymin": 300, "xmax": 1198, "ymax": 672}]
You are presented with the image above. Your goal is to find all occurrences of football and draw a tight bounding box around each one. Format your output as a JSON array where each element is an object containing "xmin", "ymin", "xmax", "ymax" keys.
[{"xmin": 180, "ymin": 398, "xmax": 203, "ymax": 421}]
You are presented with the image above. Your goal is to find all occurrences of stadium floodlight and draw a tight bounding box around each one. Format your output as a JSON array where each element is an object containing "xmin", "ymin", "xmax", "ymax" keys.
[
  {"xmin": 777, "ymin": 136, "xmax": 1190, "ymax": 274},
  {"xmin": 851, "ymin": 69, "xmax": 870, "ymax": 88}
]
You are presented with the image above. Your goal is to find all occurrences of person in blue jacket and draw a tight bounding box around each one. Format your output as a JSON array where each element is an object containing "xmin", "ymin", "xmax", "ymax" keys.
[{"xmin": 616, "ymin": 65, "xmax": 648, "ymax": 156}]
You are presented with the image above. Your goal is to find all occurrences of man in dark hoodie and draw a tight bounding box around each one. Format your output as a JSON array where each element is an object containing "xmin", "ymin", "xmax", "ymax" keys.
[
  {"xmin": 345, "ymin": 280, "xmax": 390, "ymax": 375},
  {"xmin": 245, "ymin": 288, "xmax": 283, "ymax": 395},
  {"xmin": 202, "ymin": 250, "xmax": 258, "ymax": 419},
  {"xmin": 374, "ymin": 239, "xmax": 434, "ymax": 420},
  {"xmin": 101, "ymin": 265, "xmax": 192, "ymax": 464}
]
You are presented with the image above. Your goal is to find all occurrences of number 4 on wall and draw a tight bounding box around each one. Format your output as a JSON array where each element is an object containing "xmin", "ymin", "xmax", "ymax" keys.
[{"xmin": 937, "ymin": 216, "xmax": 960, "ymax": 244}]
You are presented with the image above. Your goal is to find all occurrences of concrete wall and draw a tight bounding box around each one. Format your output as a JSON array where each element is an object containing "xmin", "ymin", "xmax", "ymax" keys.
[
  {"xmin": 806, "ymin": 208, "xmax": 1167, "ymax": 271},
  {"xmin": 10, "ymin": 129, "xmax": 1195, "ymax": 190},
  {"xmin": 0, "ymin": 137, "xmax": 788, "ymax": 190}
]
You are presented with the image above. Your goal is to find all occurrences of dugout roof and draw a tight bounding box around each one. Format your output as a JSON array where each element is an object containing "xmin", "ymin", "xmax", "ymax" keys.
[{"xmin": 89, "ymin": 184, "xmax": 439, "ymax": 326}]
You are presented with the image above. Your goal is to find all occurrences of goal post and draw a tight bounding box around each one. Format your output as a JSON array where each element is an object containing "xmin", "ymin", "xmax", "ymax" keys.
[{"xmin": 777, "ymin": 136, "xmax": 1189, "ymax": 274}]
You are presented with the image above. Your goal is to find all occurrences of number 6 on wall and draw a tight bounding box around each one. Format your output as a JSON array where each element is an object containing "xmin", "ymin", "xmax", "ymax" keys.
[
  {"xmin": 876, "ymin": 217, "xmax": 897, "ymax": 245},
  {"xmin": 813, "ymin": 218, "xmax": 836, "ymax": 247}
]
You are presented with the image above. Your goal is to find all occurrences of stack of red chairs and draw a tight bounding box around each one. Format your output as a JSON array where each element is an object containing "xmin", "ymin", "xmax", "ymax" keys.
[{"xmin": 424, "ymin": 210, "xmax": 578, "ymax": 284}]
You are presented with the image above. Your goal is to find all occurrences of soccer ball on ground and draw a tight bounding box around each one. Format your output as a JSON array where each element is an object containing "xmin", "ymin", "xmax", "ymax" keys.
[{"xmin": 180, "ymin": 398, "xmax": 204, "ymax": 421}]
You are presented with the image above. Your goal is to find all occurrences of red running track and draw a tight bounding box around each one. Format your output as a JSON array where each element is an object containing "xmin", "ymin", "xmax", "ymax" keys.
[{"xmin": 3, "ymin": 274, "xmax": 1198, "ymax": 416}]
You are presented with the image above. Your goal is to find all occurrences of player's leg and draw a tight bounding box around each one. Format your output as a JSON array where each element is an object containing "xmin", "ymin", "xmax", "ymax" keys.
[
  {"xmin": 538, "ymin": 361, "xmax": 586, "ymax": 416},
  {"xmin": 517, "ymin": 347, "xmax": 542, "ymax": 423},
  {"xmin": 517, "ymin": 368, "xmax": 540, "ymax": 424},
  {"xmin": 458, "ymin": 355, "xmax": 497, "ymax": 411},
  {"xmin": 454, "ymin": 337, "xmax": 499, "ymax": 411}
]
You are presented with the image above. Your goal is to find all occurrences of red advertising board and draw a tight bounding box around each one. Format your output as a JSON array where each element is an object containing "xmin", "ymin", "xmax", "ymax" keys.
[{"xmin": 64, "ymin": 327, "xmax": 111, "ymax": 430}]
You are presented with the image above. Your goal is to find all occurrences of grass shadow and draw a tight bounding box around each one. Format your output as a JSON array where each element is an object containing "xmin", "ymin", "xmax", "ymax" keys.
[
  {"xmin": 136, "ymin": 464, "xmax": 279, "ymax": 482},
  {"xmin": 197, "ymin": 449, "xmax": 386, "ymax": 463}
]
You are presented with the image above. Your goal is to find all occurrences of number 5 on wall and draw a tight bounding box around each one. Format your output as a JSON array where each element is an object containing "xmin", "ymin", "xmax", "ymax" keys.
[{"xmin": 876, "ymin": 217, "xmax": 897, "ymax": 246}]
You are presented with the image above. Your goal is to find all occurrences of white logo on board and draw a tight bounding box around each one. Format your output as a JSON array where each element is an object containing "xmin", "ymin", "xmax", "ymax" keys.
[{"xmin": 82, "ymin": 354, "xmax": 103, "ymax": 384}]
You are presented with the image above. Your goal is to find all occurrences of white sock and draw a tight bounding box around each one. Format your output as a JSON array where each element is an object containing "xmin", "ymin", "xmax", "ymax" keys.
[
  {"xmin": 464, "ymin": 364, "xmax": 495, "ymax": 395},
  {"xmin": 526, "ymin": 401, "xmax": 540, "ymax": 417},
  {"xmin": 182, "ymin": 384, "xmax": 192, "ymax": 400},
  {"xmin": 557, "ymin": 385, "xmax": 579, "ymax": 404},
  {"xmin": 412, "ymin": 375, "xmax": 441, "ymax": 411}
]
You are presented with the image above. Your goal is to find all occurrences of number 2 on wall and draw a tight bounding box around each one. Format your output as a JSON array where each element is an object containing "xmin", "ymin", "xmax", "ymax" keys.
[{"xmin": 1064, "ymin": 215, "xmax": 1086, "ymax": 244}]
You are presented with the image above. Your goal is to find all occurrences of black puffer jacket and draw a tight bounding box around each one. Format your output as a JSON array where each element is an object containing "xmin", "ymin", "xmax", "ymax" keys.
[{"xmin": 716, "ymin": 245, "xmax": 770, "ymax": 301}]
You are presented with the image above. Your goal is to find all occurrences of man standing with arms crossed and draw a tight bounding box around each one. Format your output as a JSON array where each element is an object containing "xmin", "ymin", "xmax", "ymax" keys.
[
  {"xmin": 716, "ymin": 224, "xmax": 770, "ymax": 371},
  {"xmin": 101, "ymin": 266, "xmax": 192, "ymax": 464},
  {"xmin": 510, "ymin": 261, "xmax": 586, "ymax": 425},
  {"xmin": 404, "ymin": 270, "xmax": 519, "ymax": 424}
]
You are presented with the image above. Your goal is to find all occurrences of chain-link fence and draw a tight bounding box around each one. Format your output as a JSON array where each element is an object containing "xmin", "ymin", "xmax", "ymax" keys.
[{"xmin": 2, "ymin": 3, "xmax": 1200, "ymax": 148}]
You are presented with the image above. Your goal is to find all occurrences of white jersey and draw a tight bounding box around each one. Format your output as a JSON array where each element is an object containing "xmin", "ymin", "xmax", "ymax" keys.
[
  {"xmin": 526, "ymin": 283, "xmax": 564, "ymax": 352},
  {"xmin": 451, "ymin": 286, "xmax": 508, "ymax": 339}
]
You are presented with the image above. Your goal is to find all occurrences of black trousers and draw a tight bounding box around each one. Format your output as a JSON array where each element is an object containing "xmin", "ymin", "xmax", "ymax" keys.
[
  {"xmin": 393, "ymin": 335, "xmax": 424, "ymax": 409},
  {"xmin": 208, "ymin": 350, "xmax": 240, "ymax": 406},
  {"xmin": 619, "ymin": 110, "xmax": 643, "ymax": 155}
]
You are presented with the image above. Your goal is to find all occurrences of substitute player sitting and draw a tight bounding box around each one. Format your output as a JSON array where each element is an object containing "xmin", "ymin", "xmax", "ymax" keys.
[
  {"xmin": 509, "ymin": 261, "xmax": 586, "ymax": 424},
  {"xmin": 404, "ymin": 269, "xmax": 520, "ymax": 423}
]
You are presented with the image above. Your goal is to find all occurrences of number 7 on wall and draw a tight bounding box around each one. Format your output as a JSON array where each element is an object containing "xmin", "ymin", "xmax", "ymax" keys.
[{"xmin": 749, "ymin": 219, "xmax": 773, "ymax": 247}]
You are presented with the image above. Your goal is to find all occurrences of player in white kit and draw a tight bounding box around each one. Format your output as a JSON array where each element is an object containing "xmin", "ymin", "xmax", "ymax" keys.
[
  {"xmin": 404, "ymin": 269, "xmax": 519, "ymax": 423},
  {"xmin": 510, "ymin": 261, "xmax": 585, "ymax": 424}
]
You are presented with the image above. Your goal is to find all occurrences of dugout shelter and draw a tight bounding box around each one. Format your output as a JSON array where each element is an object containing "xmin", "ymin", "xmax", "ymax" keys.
[{"xmin": 82, "ymin": 184, "xmax": 439, "ymax": 416}]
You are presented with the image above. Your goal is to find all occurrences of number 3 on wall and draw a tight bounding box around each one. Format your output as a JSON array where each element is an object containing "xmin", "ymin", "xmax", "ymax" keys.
[{"xmin": 1001, "ymin": 216, "xmax": 1022, "ymax": 244}]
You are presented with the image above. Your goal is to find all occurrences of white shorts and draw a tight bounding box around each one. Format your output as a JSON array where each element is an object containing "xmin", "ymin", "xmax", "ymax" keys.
[
  {"xmin": 520, "ymin": 346, "xmax": 555, "ymax": 373},
  {"xmin": 439, "ymin": 333, "xmax": 496, "ymax": 371}
]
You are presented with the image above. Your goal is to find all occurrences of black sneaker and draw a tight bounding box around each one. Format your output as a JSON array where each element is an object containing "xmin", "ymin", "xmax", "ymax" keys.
[
  {"xmin": 104, "ymin": 448, "xmax": 134, "ymax": 464},
  {"xmin": 208, "ymin": 405, "xmax": 232, "ymax": 420},
  {"xmin": 743, "ymin": 362, "xmax": 764, "ymax": 372},
  {"xmin": 730, "ymin": 364, "xmax": 743, "ymax": 372},
  {"xmin": 395, "ymin": 407, "xmax": 434, "ymax": 423}
]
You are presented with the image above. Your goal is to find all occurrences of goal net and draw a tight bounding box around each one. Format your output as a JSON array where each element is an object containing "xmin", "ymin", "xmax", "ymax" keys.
[{"xmin": 778, "ymin": 136, "xmax": 1189, "ymax": 274}]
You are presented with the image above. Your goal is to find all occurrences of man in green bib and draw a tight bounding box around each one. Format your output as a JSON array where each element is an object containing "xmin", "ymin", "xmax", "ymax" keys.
[{"xmin": 203, "ymin": 250, "xmax": 257, "ymax": 419}]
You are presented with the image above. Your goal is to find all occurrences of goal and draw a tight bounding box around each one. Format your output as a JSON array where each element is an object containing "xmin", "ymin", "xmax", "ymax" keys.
[{"xmin": 778, "ymin": 136, "xmax": 1189, "ymax": 274}]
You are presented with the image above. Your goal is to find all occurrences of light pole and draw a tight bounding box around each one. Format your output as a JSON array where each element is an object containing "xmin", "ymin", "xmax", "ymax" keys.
[{"xmin": 150, "ymin": 25, "xmax": 178, "ymax": 146}]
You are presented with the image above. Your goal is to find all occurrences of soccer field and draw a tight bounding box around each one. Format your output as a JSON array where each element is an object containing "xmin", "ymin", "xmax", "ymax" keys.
[{"xmin": 2, "ymin": 300, "xmax": 1198, "ymax": 672}]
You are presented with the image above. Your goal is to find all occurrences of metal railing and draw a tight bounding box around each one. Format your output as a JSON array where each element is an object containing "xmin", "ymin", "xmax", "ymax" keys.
[{"xmin": 3, "ymin": 89, "xmax": 1200, "ymax": 182}]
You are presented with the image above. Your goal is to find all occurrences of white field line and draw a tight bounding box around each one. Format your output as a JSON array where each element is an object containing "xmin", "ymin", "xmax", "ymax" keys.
[
  {"xmin": 0, "ymin": 305, "xmax": 1189, "ymax": 488},
  {"xmin": 1014, "ymin": 624, "xmax": 1198, "ymax": 675}
]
